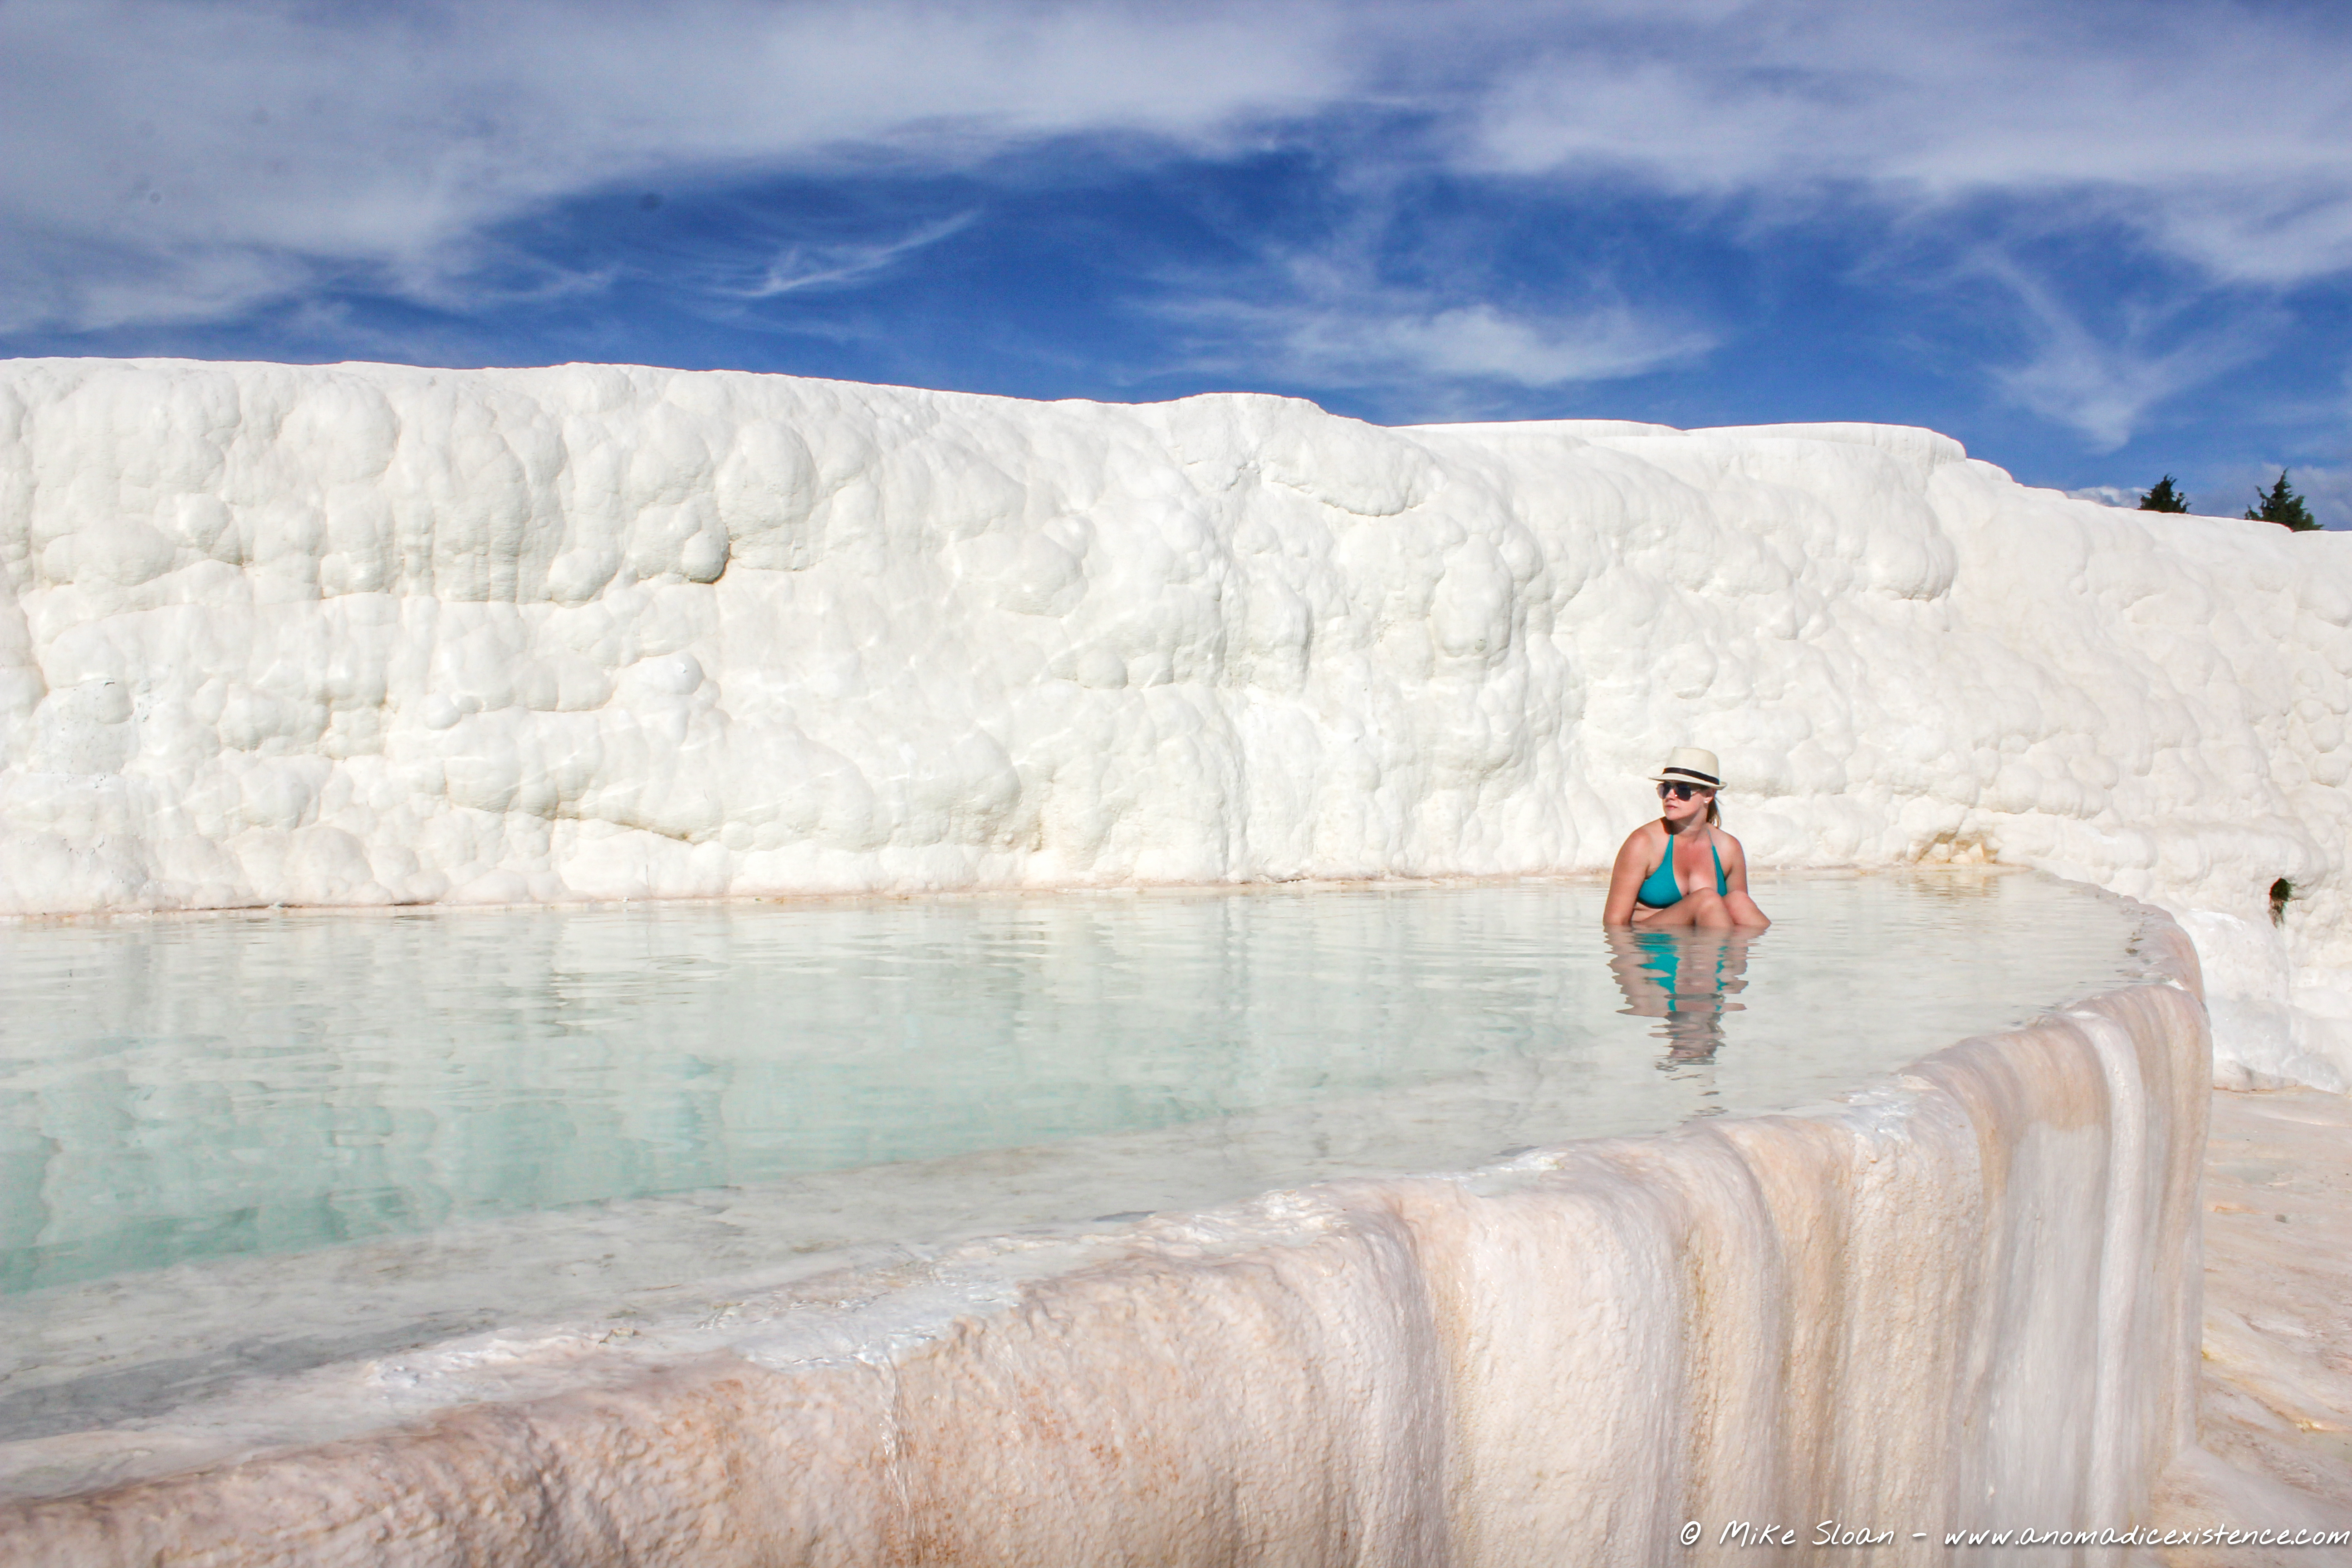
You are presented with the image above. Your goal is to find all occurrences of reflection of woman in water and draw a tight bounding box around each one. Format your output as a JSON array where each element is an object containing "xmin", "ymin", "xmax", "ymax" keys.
[
  {"xmin": 1602, "ymin": 748, "xmax": 1770, "ymax": 931},
  {"xmin": 1605, "ymin": 925, "xmax": 1752, "ymax": 1062}
]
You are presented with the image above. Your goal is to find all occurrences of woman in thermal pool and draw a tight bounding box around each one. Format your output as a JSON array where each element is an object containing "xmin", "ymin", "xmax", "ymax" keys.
[{"xmin": 1602, "ymin": 748, "xmax": 1770, "ymax": 930}]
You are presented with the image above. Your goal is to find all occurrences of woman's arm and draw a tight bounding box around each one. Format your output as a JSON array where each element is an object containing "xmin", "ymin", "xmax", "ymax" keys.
[
  {"xmin": 1602, "ymin": 826, "xmax": 1654, "ymax": 926},
  {"xmin": 1719, "ymin": 830, "xmax": 1749, "ymax": 894},
  {"xmin": 1718, "ymin": 832, "xmax": 1770, "ymax": 929}
]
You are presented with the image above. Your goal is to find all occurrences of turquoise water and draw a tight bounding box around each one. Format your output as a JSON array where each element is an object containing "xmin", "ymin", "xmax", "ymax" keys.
[{"xmin": 0, "ymin": 872, "xmax": 2156, "ymax": 1300}]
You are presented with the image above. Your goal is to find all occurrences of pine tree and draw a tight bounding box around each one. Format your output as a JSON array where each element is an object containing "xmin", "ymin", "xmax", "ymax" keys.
[
  {"xmin": 2244, "ymin": 471, "xmax": 2319, "ymax": 531},
  {"xmin": 2136, "ymin": 475, "xmax": 2190, "ymax": 513}
]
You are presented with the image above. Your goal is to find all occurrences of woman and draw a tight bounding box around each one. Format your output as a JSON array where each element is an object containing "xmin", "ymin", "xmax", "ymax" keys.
[{"xmin": 1602, "ymin": 748, "xmax": 1769, "ymax": 930}]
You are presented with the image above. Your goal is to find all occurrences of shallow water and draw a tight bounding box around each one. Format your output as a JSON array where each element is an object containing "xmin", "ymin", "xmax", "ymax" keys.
[{"xmin": 0, "ymin": 870, "xmax": 2160, "ymax": 1459}]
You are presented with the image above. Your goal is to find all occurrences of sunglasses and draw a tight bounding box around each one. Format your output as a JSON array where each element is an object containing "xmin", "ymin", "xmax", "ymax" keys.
[{"xmin": 1656, "ymin": 782, "xmax": 1713, "ymax": 800}]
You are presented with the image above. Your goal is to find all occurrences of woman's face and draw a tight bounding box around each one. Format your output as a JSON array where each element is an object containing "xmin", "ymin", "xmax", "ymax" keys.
[{"xmin": 1656, "ymin": 782, "xmax": 1715, "ymax": 825}]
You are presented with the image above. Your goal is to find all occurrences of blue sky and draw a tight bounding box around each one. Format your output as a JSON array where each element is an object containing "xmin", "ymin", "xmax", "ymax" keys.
[{"xmin": 5, "ymin": 0, "xmax": 2349, "ymax": 524}]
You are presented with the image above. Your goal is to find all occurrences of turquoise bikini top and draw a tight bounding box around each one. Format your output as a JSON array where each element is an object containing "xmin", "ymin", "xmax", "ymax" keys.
[{"xmin": 1636, "ymin": 833, "xmax": 1727, "ymax": 909}]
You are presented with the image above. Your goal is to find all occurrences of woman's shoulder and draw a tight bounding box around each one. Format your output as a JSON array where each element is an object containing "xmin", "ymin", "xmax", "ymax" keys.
[
  {"xmin": 1711, "ymin": 827, "xmax": 1745, "ymax": 857},
  {"xmin": 1615, "ymin": 819, "xmax": 1666, "ymax": 860}
]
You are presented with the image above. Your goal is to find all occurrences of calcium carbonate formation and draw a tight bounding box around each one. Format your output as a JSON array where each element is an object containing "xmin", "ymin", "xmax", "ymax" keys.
[{"xmin": 1, "ymin": 358, "xmax": 2347, "ymax": 1085}]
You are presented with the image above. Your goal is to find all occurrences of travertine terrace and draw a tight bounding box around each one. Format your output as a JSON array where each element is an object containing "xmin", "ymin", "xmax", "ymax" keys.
[{"xmin": 0, "ymin": 359, "xmax": 2342, "ymax": 1562}]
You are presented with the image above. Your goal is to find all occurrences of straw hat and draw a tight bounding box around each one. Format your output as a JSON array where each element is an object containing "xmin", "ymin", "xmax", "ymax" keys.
[{"xmin": 1648, "ymin": 747, "xmax": 1721, "ymax": 788}]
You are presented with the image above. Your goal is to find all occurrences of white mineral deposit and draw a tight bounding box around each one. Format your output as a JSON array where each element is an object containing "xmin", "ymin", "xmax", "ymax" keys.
[{"xmin": 0, "ymin": 358, "xmax": 2346, "ymax": 1564}]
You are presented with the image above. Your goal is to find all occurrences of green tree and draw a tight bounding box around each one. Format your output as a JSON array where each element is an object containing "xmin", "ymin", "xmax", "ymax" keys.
[
  {"xmin": 2244, "ymin": 470, "xmax": 2319, "ymax": 531},
  {"xmin": 2136, "ymin": 475, "xmax": 2190, "ymax": 513}
]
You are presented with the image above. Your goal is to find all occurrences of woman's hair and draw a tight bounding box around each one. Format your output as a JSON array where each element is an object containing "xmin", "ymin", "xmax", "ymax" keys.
[{"xmin": 1705, "ymin": 798, "xmax": 1721, "ymax": 827}]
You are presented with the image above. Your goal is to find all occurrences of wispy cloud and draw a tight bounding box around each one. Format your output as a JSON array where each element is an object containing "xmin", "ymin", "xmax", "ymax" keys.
[
  {"xmin": 0, "ymin": 0, "xmax": 1356, "ymax": 330},
  {"xmin": 726, "ymin": 215, "xmax": 980, "ymax": 300},
  {"xmin": 1191, "ymin": 291, "xmax": 1710, "ymax": 395},
  {"xmin": 13, "ymin": 0, "xmax": 2352, "ymax": 338},
  {"xmin": 1148, "ymin": 213, "xmax": 1710, "ymax": 412},
  {"xmin": 1327, "ymin": 299, "xmax": 1708, "ymax": 385},
  {"xmin": 1456, "ymin": 0, "xmax": 2352, "ymax": 284},
  {"xmin": 1972, "ymin": 257, "xmax": 2280, "ymax": 451},
  {"xmin": 2066, "ymin": 485, "xmax": 2139, "ymax": 509}
]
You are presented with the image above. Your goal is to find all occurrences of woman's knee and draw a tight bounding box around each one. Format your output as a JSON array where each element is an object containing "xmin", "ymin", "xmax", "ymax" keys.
[{"xmin": 1686, "ymin": 890, "xmax": 1734, "ymax": 928}]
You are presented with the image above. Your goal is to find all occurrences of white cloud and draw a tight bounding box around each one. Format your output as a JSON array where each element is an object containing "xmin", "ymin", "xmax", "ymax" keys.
[
  {"xmin": 726, "ymin": 215, "xmax": 980, "ymax": 300},
  {"xmin": 0, "ymin": 0, "xmax": 1356, "ymax": 329},
  {"xmin": 1158, "ymin": 234, "xmax": 1710, "ymax": 401},
  {"xmin": 1971, "ymin": 257, "xmax": 2280, "ymax": 451},
  {"xmin": 1258, "ymin": 297, "xmax": 1709, "ymax": 388},
  {"xmin": 1456, "ymin": 0, "xmax": 2352, "ymax": 283},
  {"xmin": 2066, "ymin": 486, "xmax": 2137, "ymax": 508},
  {"xmin": 8, "ymin": 0, "xmax": 2352, "ymax": 340}
]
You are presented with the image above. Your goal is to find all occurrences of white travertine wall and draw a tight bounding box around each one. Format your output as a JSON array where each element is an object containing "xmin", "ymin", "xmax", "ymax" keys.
[
  {"xmin": 0, "ymin": 922, "xmax": 2210, "ymax": 1567},
  {"xmin": 0, "ymin": 358, "xmax": 2344, "ymax": 1076}
]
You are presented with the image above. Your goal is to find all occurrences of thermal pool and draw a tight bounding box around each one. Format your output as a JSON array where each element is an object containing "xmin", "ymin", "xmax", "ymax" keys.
[{"xmin": 0, "ymin": 877, "xmax": 2205, "ymax": 1564}]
